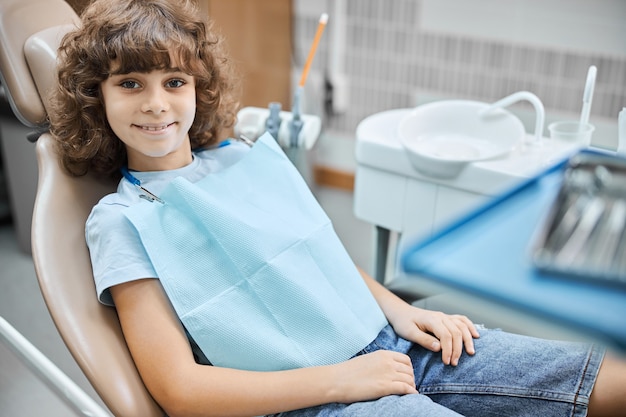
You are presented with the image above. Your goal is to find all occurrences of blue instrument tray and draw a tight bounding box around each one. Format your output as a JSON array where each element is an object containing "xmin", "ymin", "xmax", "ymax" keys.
[{"xmin": 401, "ymin": 150, "xmax": 626, "ymax": 350}]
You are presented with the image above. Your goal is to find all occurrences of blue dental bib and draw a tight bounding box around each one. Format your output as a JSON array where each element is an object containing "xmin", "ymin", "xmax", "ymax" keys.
[{"xmin": 123, "ymin": 133, "xmax": 387, "ymax": 371}]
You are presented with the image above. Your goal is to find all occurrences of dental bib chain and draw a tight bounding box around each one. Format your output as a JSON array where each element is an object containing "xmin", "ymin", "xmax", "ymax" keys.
[{"xmin": 120, "ymin": 166, "xmax": 165, "ymax": 204}]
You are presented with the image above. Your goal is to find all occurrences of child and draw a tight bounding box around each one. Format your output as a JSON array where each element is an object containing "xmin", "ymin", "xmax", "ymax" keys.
[{"xmin": 48, "ymin": 0, "xmax": 626, "ymax": 416}]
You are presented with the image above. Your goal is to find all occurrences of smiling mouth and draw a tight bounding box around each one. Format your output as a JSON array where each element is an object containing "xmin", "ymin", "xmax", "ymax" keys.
[{"xmin": 135, "ymin": 123, "xmax": 174, "ymax": 132}]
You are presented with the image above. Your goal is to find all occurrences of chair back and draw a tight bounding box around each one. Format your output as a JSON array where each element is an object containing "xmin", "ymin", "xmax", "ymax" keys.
[{"xmin": 32, "ymin": 134, "xmax": 163, "ymax": 416}]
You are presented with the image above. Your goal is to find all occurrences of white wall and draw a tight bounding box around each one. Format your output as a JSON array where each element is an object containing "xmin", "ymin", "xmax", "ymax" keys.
[{"xmin": 421, "ymin": 0, "xmax": 626, "ymax": 57}]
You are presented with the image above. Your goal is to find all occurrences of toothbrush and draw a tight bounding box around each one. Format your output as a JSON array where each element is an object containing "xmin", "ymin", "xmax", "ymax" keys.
[{"xmin": 579, "ymin": 65, "xmax": 597, "ymax": 129}]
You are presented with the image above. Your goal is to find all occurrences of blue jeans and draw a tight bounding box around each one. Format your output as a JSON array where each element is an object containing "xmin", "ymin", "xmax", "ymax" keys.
[{"xmin": 271, "ymin": 325, "xmax": 605, "ymax": 417}]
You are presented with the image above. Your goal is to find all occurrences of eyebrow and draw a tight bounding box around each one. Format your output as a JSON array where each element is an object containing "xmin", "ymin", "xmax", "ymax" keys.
[{"xmin": 109, "ymin": 67, "xmax": 188, "ymax": 76}]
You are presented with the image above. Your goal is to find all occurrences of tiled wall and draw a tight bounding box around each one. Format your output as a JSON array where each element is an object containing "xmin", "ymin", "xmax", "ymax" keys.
[{"xmin": 293, "ymin": 0, "xmax": 626, "ymax": 141}]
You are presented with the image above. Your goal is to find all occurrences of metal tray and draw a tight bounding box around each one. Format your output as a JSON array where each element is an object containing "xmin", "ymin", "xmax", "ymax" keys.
[{"xmin": 532, "ymin": 152, "xmax": 626, "ymax": 287}]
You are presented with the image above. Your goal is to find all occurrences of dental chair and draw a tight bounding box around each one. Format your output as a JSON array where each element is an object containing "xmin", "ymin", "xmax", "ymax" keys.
[
  {"xmin": 0, "ymin": 0, "xmax": 593, "ymax": 415},
  {"xmin": 0, "ymin": 0, "xmax": 163, "ymax": 415}
]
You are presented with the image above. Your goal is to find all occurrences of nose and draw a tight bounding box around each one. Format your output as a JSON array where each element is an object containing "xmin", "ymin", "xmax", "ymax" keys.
[{"xmin": 141, "ymin": 86, "xmax": 170, "ymax": 114}]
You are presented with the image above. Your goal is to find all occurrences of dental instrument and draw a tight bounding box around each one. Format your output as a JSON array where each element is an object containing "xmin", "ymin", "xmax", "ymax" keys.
[
  {"xmin": 289, "ymin": 13, "xmax": 328, "ymax": 146},
  {"xmin": 233, "ymin": 15, "xmax": 326, "ymax": 150},
  {"xmin": 233, "ymin": 106, "xmax": 322, "ymax": 150},
  {"xmin": 618, "ymin": 108, "xmax": 626, "ymax": 156},
  {"xmin": 265, "ymin": 102, "xmax": 282, "ymax": 140},
  {"xmin": 533, "ymin": 151, "xmax": 626, "ymax": 284},
  {"xmin": 480, "ymin": 91, "xmax": 545, "ymax": 146},
  {"xmin": 544, "ymin": 192, "xmax": 592, "ymax": 253},
  {"xmin": 579, "ymin": 65, "xmax": 597, "ymax": 129},
  {"xmin": 298, "ymin": 13, "xmax": 328, "ymax": 92},
  {"xmin": 554, "ymin": 196, "xmax": 605, "ymax": 265},
  {"xmin": 586, "ymin": 199, "xmax": 626, "ymax": 272}
]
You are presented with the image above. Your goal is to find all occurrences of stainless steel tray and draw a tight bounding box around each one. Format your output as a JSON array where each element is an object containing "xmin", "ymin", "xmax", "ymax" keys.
[{"xmin": 532, "ymin": 151, "xmax": 626, "ymax": 287}]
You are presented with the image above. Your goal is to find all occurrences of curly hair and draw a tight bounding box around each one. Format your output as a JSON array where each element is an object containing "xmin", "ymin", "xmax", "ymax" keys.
[{"xmin": 48, "ymin": 0, "xmax": 240, "ymax": 178}]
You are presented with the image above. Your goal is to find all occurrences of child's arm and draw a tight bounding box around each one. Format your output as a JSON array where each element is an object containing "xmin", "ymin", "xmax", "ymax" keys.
[
  {"xmin": 358, "ymin": 268, "xmax": 480, "ymax": 367},
  {"xmin": 111, "ymin": 278, "xmax": 418, "ymax": 417}
]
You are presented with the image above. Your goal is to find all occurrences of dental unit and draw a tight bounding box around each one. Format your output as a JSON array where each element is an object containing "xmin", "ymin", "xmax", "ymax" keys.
[
  {"xmin": 352, "ymin": 64, "xmax": 626, "ymax": 348},
  {"xmin": 234, "ymin": 13, "xmax": 327, "ymax": 151},
  {"xmin": 354, "ymin": 66, "xmax": 607, "ymax": 287}
]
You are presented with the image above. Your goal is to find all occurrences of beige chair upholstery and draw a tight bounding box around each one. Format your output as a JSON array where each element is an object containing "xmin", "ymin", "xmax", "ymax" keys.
[
  {"xmin": 0, "ymin": 0, "xmax": 164, "ymax": 415},
  {"xmin": 0, "ymin": 0, "xmax": 79, "ymax": 127},
  {"xmin": 32, "ymin": 134, "xmax": 163, "ymax": 417}
]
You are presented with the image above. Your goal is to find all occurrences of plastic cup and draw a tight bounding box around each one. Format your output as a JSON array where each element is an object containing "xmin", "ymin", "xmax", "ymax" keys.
[{"xmin": 548, "ymin": 121, "xmax": 595, "ymax": 147}]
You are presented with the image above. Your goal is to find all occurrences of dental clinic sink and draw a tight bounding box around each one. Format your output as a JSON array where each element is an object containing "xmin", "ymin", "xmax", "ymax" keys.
[
  {"xmin": 397, "ymin": 100, "xmax": 524, "ymax": 179},
  {"xmin": 354, "ymin": 108, "xmax": 583, "ymax": 240}
]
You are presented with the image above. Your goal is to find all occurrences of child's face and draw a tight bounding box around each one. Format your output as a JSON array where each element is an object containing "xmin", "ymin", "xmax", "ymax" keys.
[{"xmin": 100, "ymin": 66, "xmax": 197, "ymax": 171}]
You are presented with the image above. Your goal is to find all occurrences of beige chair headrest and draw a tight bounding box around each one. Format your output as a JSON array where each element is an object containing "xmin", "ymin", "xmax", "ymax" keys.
[
  {"xmin": 24, "ymin": 24, "xmax": 79, "ymax": 120},
  {"xmin": 0, "ymin": 0, "xmax": 79, "ymax": 127}
]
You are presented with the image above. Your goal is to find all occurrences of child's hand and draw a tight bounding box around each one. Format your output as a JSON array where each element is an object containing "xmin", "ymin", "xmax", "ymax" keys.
[
  {"xmin": 388, "ymin": 304, "xmax": 480, "ymax": 366},
  {"xmin": 331, "ymin": 350, "xmax": 418, "ymax": 403}
]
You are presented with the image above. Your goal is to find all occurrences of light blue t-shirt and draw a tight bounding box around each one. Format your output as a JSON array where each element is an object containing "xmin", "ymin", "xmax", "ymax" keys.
[{"xmin": 86, "ymin": 141, "xmax": 250, "ymax": 306}]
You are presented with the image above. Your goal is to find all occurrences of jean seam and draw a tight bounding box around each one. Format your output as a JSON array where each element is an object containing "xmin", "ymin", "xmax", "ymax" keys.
[
  {"xmin": 571, "ymin": 347, "xmax": 593, "ymax": 417},
  {"xmin": 570, "ymin": 344, "xmax": 606, "ymax": 417},
  {"xmin": 421, "ymin": 384, "xmax": 584, "ymax": 402}
]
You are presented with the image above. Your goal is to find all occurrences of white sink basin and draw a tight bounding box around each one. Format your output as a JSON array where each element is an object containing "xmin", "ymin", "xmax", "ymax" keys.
[{"xmin": 398, "ymin": 100, "xmax": 525, "ymax": 178}]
